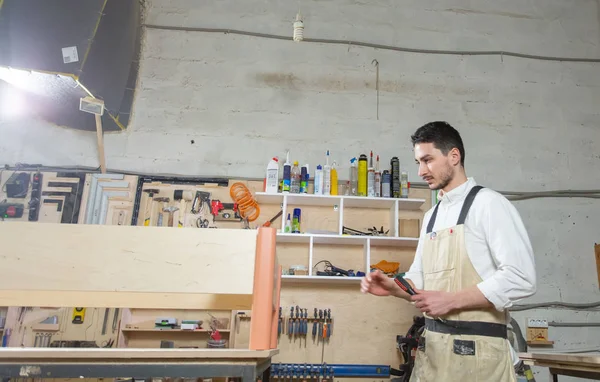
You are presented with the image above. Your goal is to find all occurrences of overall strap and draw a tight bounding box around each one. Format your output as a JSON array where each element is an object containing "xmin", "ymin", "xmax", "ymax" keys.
[
  {"xmin": 426, "ymin": 202, "xmax": 440, "ymax": 234},
  {"xmin": 456, "ymin": 185, "xmax": 484, "ymax": 225},
  {"xmin": 425, "ymin": 185, "xmax": 484, "ymax": 233}
]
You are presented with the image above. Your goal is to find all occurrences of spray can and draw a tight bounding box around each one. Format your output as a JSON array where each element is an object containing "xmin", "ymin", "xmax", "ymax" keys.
[
  {"xmin": 374, "ymin": 154, "xmax": 381, "ymax": 197},
  {"xmin": 330, "ymin": 161, "xmax": 338, "ymax": 195},
  {"xmin": 300, "ymin": 165, "xmax": 308, "ymax": 194},
  {"xmin": 381, "ymin": 170, "xmax": 391, "ymax": 197},
  {"xmin": 391, "ymin": 157, "xmax": 400, "ymax": 198},
  {"xmin": 349, "ymin": 158, "xmax": 358, "ymax": 196},
  {"xmin": 292, "ymin": 208, "xmax": 301, "ymax": 233},
  {"xmin": 358, "ymin": 154, "xmax": 368, "ymax": 196},
  {"xmin": 282, "ymin": 151, "xmax": 291, "ymax": 193}
]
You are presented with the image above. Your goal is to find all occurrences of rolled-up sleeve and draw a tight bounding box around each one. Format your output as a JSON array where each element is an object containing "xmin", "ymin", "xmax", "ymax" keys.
[{"xmin": 477, "ymin": 196, "xmax": 537, "ymax": 311}]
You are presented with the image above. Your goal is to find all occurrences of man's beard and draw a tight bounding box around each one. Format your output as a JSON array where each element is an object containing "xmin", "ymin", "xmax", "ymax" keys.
[{"xmin": 431, "ymin": 165, "xmax": 454, "ymax": 190}]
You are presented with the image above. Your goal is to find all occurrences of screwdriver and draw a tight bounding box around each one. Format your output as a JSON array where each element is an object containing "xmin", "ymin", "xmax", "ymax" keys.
[
  {"xmin": 278, "ymin": 307, "xmax": 282, "ymax": 335},
  {"xmin": 288, "ymin": 307, "xmax": 293, "ymax": 336},
  {"xmin": 312, "ymin": 308, "xmax": 317, "ymax": 339},
  {"xmin": 394, "ymin": 275, "xmax": 416, "ymax": 295},
  {"xmin": 395, "ymin": 275, "xmax": 448, "ymax": 324}
]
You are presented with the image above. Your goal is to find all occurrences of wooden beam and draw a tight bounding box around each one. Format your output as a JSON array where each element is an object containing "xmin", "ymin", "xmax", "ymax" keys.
[{"xmin": 0, "ymin": 222, "xmax": 258, "ymax": 308}]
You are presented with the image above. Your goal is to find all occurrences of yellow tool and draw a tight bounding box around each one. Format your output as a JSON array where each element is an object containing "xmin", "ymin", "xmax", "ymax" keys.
[{"xmin": 72, "ymin": 307, "xmax": 86, "ymax": 324}]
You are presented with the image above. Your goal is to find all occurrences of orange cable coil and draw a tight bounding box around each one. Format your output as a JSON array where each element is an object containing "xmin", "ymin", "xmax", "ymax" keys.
[{"xmin": 230, "ymin": 182, "xmax": 261, "ymax": 222}]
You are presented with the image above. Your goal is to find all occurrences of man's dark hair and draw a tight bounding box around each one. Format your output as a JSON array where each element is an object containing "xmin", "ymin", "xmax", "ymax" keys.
[{"xmin": 411, "ymin": 121, "xmax": 465, "ymax": 166}]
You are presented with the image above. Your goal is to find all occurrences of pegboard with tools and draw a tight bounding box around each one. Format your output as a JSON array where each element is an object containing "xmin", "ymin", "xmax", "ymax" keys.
[
  {"xmin": 0, "ymin": 170, "xmax": 88, "ymax": 224},
  {"xmin": 131, "ymin": 176, "xmax": 265, "ymax": 229},
  {"xmin": 278, "ymin": 306, "xmax": 333, "ymax": 344}
]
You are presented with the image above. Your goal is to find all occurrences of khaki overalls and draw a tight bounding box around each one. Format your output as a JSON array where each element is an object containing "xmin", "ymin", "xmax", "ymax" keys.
[{"xmin": 410, "ymin": 186, "xmax": 517, "ymax": 382}]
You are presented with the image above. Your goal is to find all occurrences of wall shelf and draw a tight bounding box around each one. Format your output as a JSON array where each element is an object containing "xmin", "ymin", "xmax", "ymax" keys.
[
  {"xmin": 281, "ymin": 275, "xmax": 362, "ymax": 284},
  {"xmin": 260, "ymin": 192, "xmax": 426, "ymax": 284},
  {"xmin": 255, "ymin": 192, "xmax": 425, "ymax": 210},
  {"xmin": 122, "ymin": 328, "xmax": 230, "ymax": 333}
]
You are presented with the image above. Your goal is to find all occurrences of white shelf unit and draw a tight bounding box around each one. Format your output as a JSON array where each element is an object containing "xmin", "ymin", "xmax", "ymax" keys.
[{"xmin": 255, "ymin": 192, "xmax": 426, "ymax": 283}]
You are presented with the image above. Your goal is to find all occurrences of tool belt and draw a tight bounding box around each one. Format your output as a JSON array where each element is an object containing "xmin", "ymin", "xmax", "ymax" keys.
[{"xmin": 425, "ymin": 318, "xmax": 507, "ymax": 339}]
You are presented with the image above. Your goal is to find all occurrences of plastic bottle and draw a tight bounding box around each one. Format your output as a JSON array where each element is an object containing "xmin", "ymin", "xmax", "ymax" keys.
[
  {"xmin": 290, "ymin": 161, "xmax": 301, "ymax": 193},
  {"xmin": 300, "ymin": 165, "xmax": 308, "ymax": 193},
  {"xmin": 323, "ymin": 150, "xmax": 331, "ymax": 195},
  {"xmin": 374, "ymin": 155, "xmax": 381, "ymax": 197},
  {"xmin": 330, "ymin": 161, "xmax": 338, "ymax": 195},
  {"xmin": 367, "ymin": 151, "xmax": 375, "ymax": 197},
  {"xmin": 349, "ymin": 158, "xmax": 357, "ymax": 196},
  {"xmin": 284, "ymin": 213, "xmax": 291, "ymax": 233},
  {"xmin": 381, "ymin": 170, "xmax": 391, "ymax": 197},
  {"xmin": 314, "ymin": 165, "xmax": 324, "ymax": 195},
  {"xmin": 265, "ymin": 157, "xmax": 279, "ymax": 194},
  {"xmin": 282, "ymin": 151, "xmax": 291, "ymax": 193},
  {"xmin": 401, "ymin": 171, "xmax": 409, "ymax": 198},
  {"xmin": 358, "ymin": 154, "xmax": 368, "ymax": 196}
]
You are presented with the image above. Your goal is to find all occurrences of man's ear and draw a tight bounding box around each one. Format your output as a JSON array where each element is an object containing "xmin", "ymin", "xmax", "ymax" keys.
[{"xmin": 449, "ymin": 148, "xmax": 461, "ymax": 166}]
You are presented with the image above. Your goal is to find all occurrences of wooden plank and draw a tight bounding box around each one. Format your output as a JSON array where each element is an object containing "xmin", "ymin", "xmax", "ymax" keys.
[
  {"xmin": 0, "ymin": 222, "xmax": 259, "ymax": 307},
  {"xmin": 520, "ymin": 352, "xmax": 600, "ymax": 368},
  {"xmin": 0, "ymin": 291, "xmax": 253, "ymax": 310},
  {"xmin": 0, "ymin": 348, "xmax": 278, "ymax": 360}
]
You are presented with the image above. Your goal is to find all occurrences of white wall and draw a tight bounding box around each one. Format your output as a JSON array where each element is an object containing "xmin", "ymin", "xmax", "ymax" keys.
[{"xmin": 2, "ymin": 1, "xmax": 600, "ymax": 380}]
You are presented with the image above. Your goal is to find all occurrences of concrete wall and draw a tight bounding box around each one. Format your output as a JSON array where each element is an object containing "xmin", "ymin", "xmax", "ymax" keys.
[{"xmin": 2, "ymin": 0, "xmax": 600, "ymax": 380}]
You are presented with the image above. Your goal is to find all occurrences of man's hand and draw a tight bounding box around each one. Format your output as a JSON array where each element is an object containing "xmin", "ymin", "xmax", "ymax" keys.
[
  {"xmin": 410, "ymin": 289, "xmax": 457, "ymax": 317},
  {"xmin": 361, "ymin": 270, "xmax": 395, "ymax": 296}
]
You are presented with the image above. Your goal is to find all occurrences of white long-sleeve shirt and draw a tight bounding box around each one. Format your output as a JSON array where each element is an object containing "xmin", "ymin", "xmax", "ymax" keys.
[{"xmin": 404, "ymin": 177, "xmax": 537, "ymax": 312}]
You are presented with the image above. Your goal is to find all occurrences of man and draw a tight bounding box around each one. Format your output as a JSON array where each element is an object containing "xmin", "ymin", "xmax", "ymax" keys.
[{"xmin": 361, "ymin": 121, "xmax": 536, "ymax": 381}]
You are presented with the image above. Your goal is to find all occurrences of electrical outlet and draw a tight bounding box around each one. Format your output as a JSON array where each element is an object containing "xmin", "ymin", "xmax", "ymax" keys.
[{"xmin": 527, "ymin": 318, "xmax": 548, "ymax": 328}]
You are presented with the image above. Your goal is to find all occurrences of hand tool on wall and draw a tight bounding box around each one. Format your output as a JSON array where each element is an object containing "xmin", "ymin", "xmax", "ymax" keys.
[
  {"xmin": 262, "ymin": 210, "xmax": 283, "ymax": 227},
  {"xmin": 5, "ymin": 172, "xmax": 30, "ymax": 198},
  {"xmin": 288, "ymin": 307, "xmax": 294, "ymax": 336},
  {"xmin": 163, "ymin": 206, "xmax": 179, "ymax": 227},
  {"xmin": 278, "ymin": 307, "xmax": 282, "ymax": 335},
  {"xmin": 318, "ymin": 309, "xmax": 323, "ymax": 339},
  {"xmin": 312, "ymin": 308, "xmax": 318, "ymax": 340},
  {"xmin": 112, "ymin": 308, "xmax": 120, "ymax": 333},
  {"xmin": 72, "ymin": 308, "xmax": 86, "ymax": 324},
  {"xmin": 303, "ymin": 309, "xmax": 308, "ymax": 336},
  {"xmin": 28, "ymin": 172, "xmax": 43, "ymax": 221},
  {"xmin": 191, "ymin": 191, "xmax": 211, "ymax": 214},
  {"xmin": 295, "ymin": 305, "xmax": 300, "ymax": 337},
  {"xmin": 327, "ymin": 309, "xmax": 332, "ymax": 338},
  {"xmin": 142, "ymin": 189, "xmax": 159, "ymax": 226},
  {"xmin": 0, "ymin": 203, "xmax": 25, "ymax": 219},
  {"xmin": 101, "ymin": 308, "xmax": 110, "ymax": 335},
  {"xmin": 153, "ymin": 197, "xmax": 170, "ymax": 226},
  {"xmin": 173, "ymin": 190, "xmax": 193, "ymax": 227}
]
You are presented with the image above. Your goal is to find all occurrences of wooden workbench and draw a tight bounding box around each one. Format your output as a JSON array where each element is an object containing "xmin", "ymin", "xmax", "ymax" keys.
[
  {"xmin": 520, "ymin": 352, "xmax": 600, "ymax": 381},
  {"xmin": 0, "ymin": 348, "xmax": 279, "ymax": 381}
]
